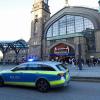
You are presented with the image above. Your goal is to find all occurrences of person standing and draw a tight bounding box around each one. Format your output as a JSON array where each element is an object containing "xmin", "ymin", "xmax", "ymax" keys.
[{"xmin": 72, "ymin": 58, "xmax": 76, "ymax": 67}]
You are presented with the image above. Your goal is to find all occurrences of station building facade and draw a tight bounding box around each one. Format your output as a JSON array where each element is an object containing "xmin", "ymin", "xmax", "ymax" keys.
[
  {"xmin": 29, "ymin": 0, "xmax": 100, "ymax": 62},
  {"xmin": 44, "ymin": 6, "xmax": 100, "ymax": 61}
]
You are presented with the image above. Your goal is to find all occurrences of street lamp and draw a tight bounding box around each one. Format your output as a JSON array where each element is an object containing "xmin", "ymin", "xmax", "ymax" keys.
[{"xmin": 78, "ymin": 37, "xmax": 82, "ymax": 70}]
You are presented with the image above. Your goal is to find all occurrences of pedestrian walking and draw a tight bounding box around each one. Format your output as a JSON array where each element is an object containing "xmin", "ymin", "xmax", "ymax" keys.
[{"xmin": 86, "ymin": 59, "xmax": 90, "ymax": 67}]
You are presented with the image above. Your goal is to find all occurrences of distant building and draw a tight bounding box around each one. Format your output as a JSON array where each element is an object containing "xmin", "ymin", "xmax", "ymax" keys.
[{"xmin": 28, "ymin": 0, "xmax": 100, "ymax": 61}]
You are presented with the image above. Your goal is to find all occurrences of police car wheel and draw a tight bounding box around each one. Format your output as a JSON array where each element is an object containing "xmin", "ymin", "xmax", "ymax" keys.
[
  {"xmin": 36, "ymin": 79, "xmax": 50, "ymax": 92},
  {"xmin": 0, "ymin": 77, "xmax": 4, "ymax": 87}
]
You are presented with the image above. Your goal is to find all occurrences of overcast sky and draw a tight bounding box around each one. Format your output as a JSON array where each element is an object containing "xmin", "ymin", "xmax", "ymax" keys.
[{"xmin": 0, "ymin": 0, "xmax": 99, "ymax": 42}]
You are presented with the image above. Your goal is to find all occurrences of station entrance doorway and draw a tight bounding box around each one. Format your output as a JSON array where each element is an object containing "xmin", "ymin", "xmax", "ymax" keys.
[{"xmin": 49, "ymin": 43, "xmax": 75, "ymax": 63}]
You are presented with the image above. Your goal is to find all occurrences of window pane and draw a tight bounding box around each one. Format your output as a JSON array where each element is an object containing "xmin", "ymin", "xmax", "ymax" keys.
[
  {"xmin": 40, "ymin": 66, "xmax": 55, "ymax": 71},
  {"xmin": 27, "ymin": 64, "xmax": 38, "ymax": 70},
  {"xmin": 37, "ymin": 64, "xmax": 55, "ymax": 71},
  {"xmin": 67, "ymin": 15, "xmax": 75, "ymax": 34},
  {"xmin": 47, "ymin": 27, "xmax": 52, "ymax": 37},
  {"xmin": 75, "ymin": 16, "xmax": 84, "ymax": 32},
  {"xmin": 59, "ymin": 16, "xmax": 66, "ymax": 35},
  {"xmin": 84, "ymin": 18, "xmax": 94, "ymax": 30},
  {"xmin": 56, "ymin": 64, "xmax": 67, "ymax": 71},
  {"xmin": 53, "ymin": 21, "xmax": 59, "ymax": 36},
  {"xmin": 46, "ymin": 15, "xmax": 94, "ymax": 38}
]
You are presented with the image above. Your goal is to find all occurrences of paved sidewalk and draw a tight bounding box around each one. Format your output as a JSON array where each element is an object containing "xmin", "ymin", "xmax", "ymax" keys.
[{"xmin": 67, "ymin": 64, "xmax": 100, "ymax": 82}]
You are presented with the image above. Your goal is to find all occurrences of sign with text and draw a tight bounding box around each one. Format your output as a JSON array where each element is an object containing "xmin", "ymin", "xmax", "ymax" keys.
[{"xmin": 51, "ymin": 43, "xmax": 74, "ymax": 55}]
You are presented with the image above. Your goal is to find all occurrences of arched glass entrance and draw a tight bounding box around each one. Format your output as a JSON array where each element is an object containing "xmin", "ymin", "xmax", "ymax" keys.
[{"xmin": 49, "ymin": 43, "xmax": 75, "ymax": 63}]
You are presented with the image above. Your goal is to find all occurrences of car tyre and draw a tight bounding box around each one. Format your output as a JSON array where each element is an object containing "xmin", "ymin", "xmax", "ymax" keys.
[
  {"xmin": 36, "ymin": 79, "xmax": 50, "ymax": 92},
  {"xmin": 0, "ymin": 77, "xmax": 4, "ymax": 87}
]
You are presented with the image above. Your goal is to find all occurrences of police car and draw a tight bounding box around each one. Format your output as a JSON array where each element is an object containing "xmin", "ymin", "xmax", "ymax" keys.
[{"xmin": 0, "ymin": 61, "xmax": 70, "ymax": 92}]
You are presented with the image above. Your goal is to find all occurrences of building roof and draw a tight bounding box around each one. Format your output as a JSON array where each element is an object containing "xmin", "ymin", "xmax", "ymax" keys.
[{"xmin": 0, "ymin": 39, "xmax": 28, "ymax": 53}]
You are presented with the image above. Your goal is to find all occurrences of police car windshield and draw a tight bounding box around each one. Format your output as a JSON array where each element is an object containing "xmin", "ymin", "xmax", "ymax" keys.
[{"xmin": 56, "ymin": 64, "xmax": 67, "ymax": 71}]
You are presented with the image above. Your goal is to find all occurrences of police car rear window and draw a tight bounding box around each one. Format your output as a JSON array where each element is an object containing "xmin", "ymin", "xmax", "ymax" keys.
[
  {"xmin": 56, "ymin": 64, "xmax": 67, "ymax": 71},
  {"xmin": 26, "ymin": 64, "xmax": 55, "ymax": 71}
]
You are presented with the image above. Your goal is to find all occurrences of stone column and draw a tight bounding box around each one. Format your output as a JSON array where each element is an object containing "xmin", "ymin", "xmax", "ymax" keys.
[
  {"xmin": 74, "ymin": 36, "xmax": 87, "ymax": 62},
  {"xmin": 95, "ymin": 30, "xmax": 100, "ymax": 52}
]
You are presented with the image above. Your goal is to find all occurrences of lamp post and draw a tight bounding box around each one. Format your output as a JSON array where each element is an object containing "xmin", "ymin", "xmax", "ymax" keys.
[{"xmin": 78, "ymin": 37, "xmax": 82, "ymax": 70}]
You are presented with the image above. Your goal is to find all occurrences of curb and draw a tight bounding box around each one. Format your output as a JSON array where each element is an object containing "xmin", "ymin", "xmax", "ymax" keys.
[{"xmin": 71, "ymin": 76, "xmax": 100, "ymax": 82}]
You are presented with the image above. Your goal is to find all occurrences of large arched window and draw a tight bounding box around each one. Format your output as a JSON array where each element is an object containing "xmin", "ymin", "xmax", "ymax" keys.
[
  {"xmin": 47, "ymin": 15, "xmax": 94, "ymax": 38},
  {"xmin": 59, "ymin": 16, "xmax": 66, "ymax": 35}
]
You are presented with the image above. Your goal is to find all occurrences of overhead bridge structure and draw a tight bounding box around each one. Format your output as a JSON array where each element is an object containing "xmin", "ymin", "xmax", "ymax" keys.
[{"xmin": 0, "ymin": 39, "xmax": 28, "ymax": 64}]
